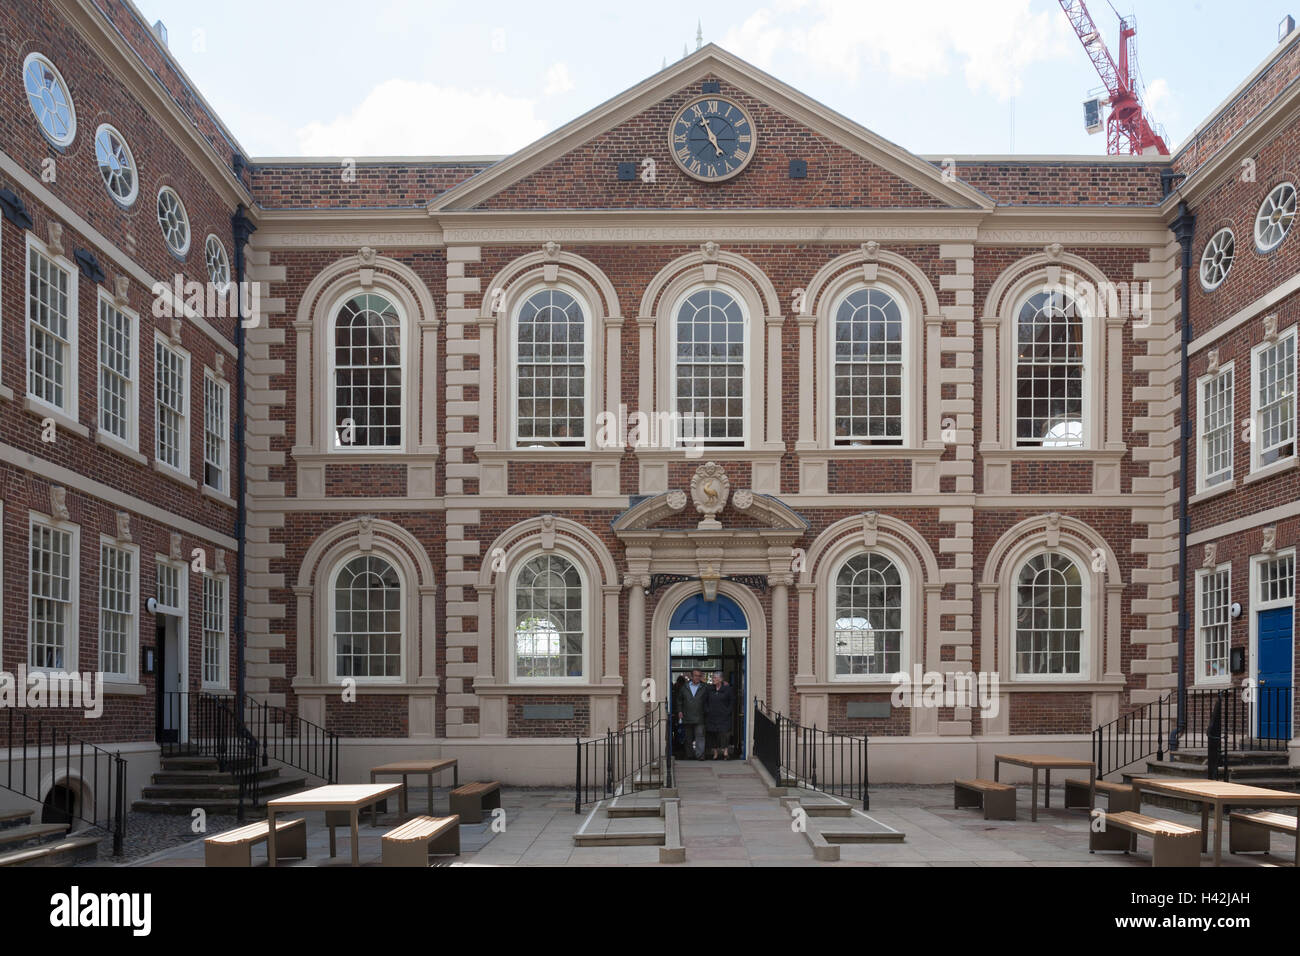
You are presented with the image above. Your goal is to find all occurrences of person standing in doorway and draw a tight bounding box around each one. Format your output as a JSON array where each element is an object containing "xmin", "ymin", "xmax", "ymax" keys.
[
  {"xmin": 677, "ymin": 669, "xmax": 709, "ymax": 760},
  {"xmin": 705, "ymin": 671, "xmax": 736, "ymax": 759}
]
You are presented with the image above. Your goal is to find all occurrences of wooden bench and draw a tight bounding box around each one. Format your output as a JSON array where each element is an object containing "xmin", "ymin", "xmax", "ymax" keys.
[
  {"xmin": 954, "ymin": 779, "xmax": 1016, "ymax": 820},
  {"xmin": 1064, "ymin": 777, "xmax": 1136, "ymax": 811},
  {"xmin": 1089, "ymin": 810, "xmax": 1201, "ymax": 867},
  {"xmin": 1229, "ymin": 810, "xmax": 1299, "ymax": 862},
  {"xmin": 205, "ymin": 817, "xmax": 307, "ymax": 867},
  {"xmin": 450, "ymin": 781, "xmax": 501, "ymax": 824},
  {"xmin": 381, "ymin": 814, "xmax": 460, "ymax": 866}
]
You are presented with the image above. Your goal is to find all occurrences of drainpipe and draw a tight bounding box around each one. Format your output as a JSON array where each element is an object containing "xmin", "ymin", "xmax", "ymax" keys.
[
  {"xmin": 1169, "ymin": 201, "xmax": 1196, "ymax": 751},
  {"xmin": 231, "ymin": 203, "xmax": 257, "ymax": 725}
]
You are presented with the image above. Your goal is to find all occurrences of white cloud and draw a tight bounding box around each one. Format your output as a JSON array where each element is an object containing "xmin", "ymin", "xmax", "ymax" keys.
[
  {"xmin": 544, "ymin": 62, "xmax": 576, "ymax": 97},
  {"xmin": 293, "ymin": 79, "xmax": 549, "ymax": 155},
  {"xmin": 722, "ymin": 0, "xmax": 1074, "ymax": 100}
]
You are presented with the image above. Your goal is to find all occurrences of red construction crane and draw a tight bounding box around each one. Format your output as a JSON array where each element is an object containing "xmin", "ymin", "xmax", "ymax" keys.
[{"xmin": 1058, "ymin": 0, "xmax": 1169, "ymax": 155}]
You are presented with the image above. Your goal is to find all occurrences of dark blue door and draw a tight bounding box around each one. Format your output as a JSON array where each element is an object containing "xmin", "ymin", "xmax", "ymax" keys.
[{"xmin": 1257, "ymin": 607, "xmax": 1294, "ymax": 740}]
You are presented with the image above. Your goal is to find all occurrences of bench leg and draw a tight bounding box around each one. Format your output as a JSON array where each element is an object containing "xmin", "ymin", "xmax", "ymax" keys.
[
  {"xmin": 984, "ymin": 788, "xmax": 1016, "ymax": 821},
  {"xmin": 1152, "ymin": 833, "xmax": 1201, "ymax": 868},
  {"xmin": 205, "ymin": 841, "xmax": 255, "ymax": 867},
  {"xmin": 427, "ymin": 774, "xmax": 434, "ymax": 816},
  {"xmin": 280, "ymin": 820, "xmax": 308, "ymax": 861},
  {"xmin": 1090, "ymin": 822, "xmax": 1132, "ymax": 853},
  {"xmin": 431, "ymin": 824, "xmax": 460, "ymax": 856},
  {"xmin": 954, "ymin": 784, "xmax": 981, "ymax": 810},
  {"xmin": 382, "ymin": 839, "xmax": 428, "ymax": 867},
  {"xmin": 1229, "ymin": 819, "xmax": 1271, "ymax": 855},
  {"xmin": 1063, "ymin": 780, "xmax": 1090, "ymax": 810}
]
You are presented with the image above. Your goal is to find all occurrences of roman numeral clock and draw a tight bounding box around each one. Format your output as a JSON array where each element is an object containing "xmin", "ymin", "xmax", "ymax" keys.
[{"xmin": 669, "ymin": 96, "xmax": 756, "ymax": 182}]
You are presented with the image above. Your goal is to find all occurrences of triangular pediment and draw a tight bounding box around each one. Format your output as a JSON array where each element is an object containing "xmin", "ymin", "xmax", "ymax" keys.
[{"xmin": 429, "ymin": 45, "xmax": 993, "ymax": 213}]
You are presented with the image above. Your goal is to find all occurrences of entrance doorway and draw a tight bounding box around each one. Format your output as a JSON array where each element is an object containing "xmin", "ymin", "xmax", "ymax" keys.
[
  {"xmin": 1256, "ymin": 606, "xmax": 1293, "ymax": 740},
  {"xmin": 155, "ymin": 614, "xmax": 187, "ymax": 744},
  {"xmin": 668, "ymin": 594, "xmax": 747, "ymax": 760}
]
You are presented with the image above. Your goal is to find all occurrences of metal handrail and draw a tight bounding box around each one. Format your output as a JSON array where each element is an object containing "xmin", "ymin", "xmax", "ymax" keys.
[
  {"xmin": 574, "ymin": 702, "xmax": 671, "ymax": 813},
  {"xmin": 754, "ymin": 699, "xmax": 870, "ymax": 810}
]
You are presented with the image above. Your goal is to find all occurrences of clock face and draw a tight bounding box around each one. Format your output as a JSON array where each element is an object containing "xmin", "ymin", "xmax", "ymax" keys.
[{"xmin": 669, "ymin": 96, "xmax": 757, "ymax": 182}]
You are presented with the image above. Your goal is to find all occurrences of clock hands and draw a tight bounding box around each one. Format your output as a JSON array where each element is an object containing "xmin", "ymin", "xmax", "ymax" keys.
[{"xmin": 698, "ymin": 117, "xmax": 724, "ymax": 156}]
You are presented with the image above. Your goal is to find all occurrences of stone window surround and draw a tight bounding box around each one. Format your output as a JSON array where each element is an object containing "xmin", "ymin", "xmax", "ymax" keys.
[
  {"xmin": 507, "ymin": 546, "xmax": 591, "ymax": 684},
  {"xmin": 291, "ymin": 252, "xmax": 440, "ymax": 501},
  {"xmin": 475, "ymin": 251, "xmax": 621, "ymax": 497},
  {"xmin": 475, "ymin": 514, "xmax": 623, "ymax": 737},
  {"xmin": 794, "ymin": 247, "xmax": 941, "ymax": 495},
  {"xmin": 978, "ymin": 514, "xmax": 1125, "ymax": 698},
  {"xmin": 291, "ymin": 517, "xmax": 439, "ymax": 697},
  {"xmin": 637, "ymin": 248, "xmax": 785, "ymax": 496},
  {"xmin": 979, "ymin": 254, "xmax": 1126, "ymax": 498}
]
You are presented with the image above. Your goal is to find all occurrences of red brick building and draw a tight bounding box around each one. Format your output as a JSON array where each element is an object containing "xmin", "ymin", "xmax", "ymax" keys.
[{"xmin": 0, "ymin": 0, "xmax": 1295, "ymax": 814}]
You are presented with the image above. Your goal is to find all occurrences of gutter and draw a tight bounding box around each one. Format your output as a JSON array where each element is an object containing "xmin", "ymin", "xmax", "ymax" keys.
[
  {"xmin": 1169, "ymin": 201, "xmax": 1197, "ymax": 750},
  {"xmin": 231, "ymin": 205, "xmax": 258, "ymax": 722}
]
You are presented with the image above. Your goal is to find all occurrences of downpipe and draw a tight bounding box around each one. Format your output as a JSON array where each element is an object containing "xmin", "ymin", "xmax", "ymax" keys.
[{"xmin": 1169, "ymin": 201, "xmax": 1196, "ymax": 753}]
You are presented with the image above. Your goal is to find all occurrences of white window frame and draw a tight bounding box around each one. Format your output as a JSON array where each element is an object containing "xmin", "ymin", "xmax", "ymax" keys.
[
  {"xmin": 96, "ymin": 289, "xmax": 139, "ymax": 454},
  {"xmin": 1010, "ymin": 551, "xmax": 1091, "ymax": 682},
  {"xmin": 1012, "ymin": 287, "xmax": 1091, "ymax": 449},
  {"xmin": 1250, "ymin": 326, "xmax": 1297, "ymax": 473},
  {"xmin": 156, "ymin": 186, "xmax": 191, "ymax": 258},
  {"xmin": 1194, "ymin": 563, "xmax": 1233, "ymax": 687},
  {"xmin": 509, "ymin": 283, "xmax": 593, "ymax": 450},
  {"xmin": 28, "ymin": 513, "xmax": 79, "ymax": 674},
  {"xmin": 508, "ymin": 548, "xmax": 589, "ymax": 684},
  {"xmin": 25, "ymin": 233, "xmax": 79, "ymax": 422},
  {"xmin": 326, "ymin": 289, "xmax": 408, "ymax": 453},
  {"xmin": 327, "ymin": 552, "xmax": 406, "ymax": 684},
  {"xmin": 154, "ymin": 334, "xmax": 191, "ymax": 477},
  {"xmin": 669, "ymin": 283, "xmax": 751, "ymax": 449},
  {"xmin": 203, "ymin": 371, "xmax": 230, "ymax": 494},
  {"xmin": 202, "ymin": 573, "xmax": 229, "ymax": 690},
  {"xmin": 828, "ymin": 285, "xmax": 910, "ymax": 447},
  {"xmin": 22, "ymin": 52, "xmax": 77, "ymax": 148},
  {"xmin": 1196, "ymin": 362, "xmax": 1234, "ymax": 492},
  {"xmin": 98, "ymin": 536, "xmax": 139, "ymax": 684},
  {"xmin": 828, "ymin": 550, "xmax": 910, "ymax": 683},
  {"xmin": 93, "ymin": 123, "xmax": 139, "ymax": 208}
]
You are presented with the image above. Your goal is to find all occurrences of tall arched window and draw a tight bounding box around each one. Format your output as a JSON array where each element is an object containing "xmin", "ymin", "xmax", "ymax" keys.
[
  {"xmin": 1014, "ymin": 553, "xmax": 1083, "ymax": 677},
  {"xmin": 1015, "ymin": 289, "xmax": 1085, "ymax": 447},
  {"xmin": 512, "ymin": 553, "xmax": 585, "ymax": 680},
  {"xmin": 333, "ymin": 292, "xmax": 403, "ymax": 448},
  {"xmin": 514, "ymin": 288, "xmax": 587, "ymax": 447},
  {"xmin": 832, "ymin": 553, "xmax": 903, "ymax": 678},
  {"xmin": 833, "ymin": 287, "xmax": 904, "ymax": 445},
  {"xmin": 674, "ymin": 287, "xmax": 746, "ymax": 447},
  {"xmin": 332, "ymin": 554, "xmax": 402, "ymax": 679}
]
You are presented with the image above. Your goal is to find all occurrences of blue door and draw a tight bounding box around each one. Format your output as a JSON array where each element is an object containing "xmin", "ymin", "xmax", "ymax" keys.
[{"xmin": 1257, "ymin": 607, "xmax": 1294, "ymax": 740}]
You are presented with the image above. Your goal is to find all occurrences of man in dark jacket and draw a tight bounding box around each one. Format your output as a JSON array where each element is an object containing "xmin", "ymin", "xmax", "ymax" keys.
[
  {"xmin": 704, "ymin": 672, "xmax": 736, "ymax": 759},
  {"xmin": 676, "ymin": 669, "xmax": 709, "ymax": 759}
]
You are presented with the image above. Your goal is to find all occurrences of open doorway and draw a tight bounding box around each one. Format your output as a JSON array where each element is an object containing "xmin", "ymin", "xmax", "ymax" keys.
[
  {"xmin": 667, "ymin": 594, "xmax": 748, "ymax": 761},
  {"xmin": 155, "ymin": 613, "xmax": 187, "ymax": 744}
]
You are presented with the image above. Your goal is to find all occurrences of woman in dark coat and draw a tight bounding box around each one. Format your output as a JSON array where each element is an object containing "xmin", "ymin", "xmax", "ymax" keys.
[{"xmin": 703, "ymin": 673, "xmax": 736, "ymax": 759}]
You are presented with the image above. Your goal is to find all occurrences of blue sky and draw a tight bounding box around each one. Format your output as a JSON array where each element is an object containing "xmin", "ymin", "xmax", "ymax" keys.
[{"xmin": 139, "ymin": 0, "xmax": 1288, "ymax": 158}]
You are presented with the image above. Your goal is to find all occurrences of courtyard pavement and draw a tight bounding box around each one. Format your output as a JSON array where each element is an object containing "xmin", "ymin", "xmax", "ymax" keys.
[{"xmin": 116, "ymin": 761, "xmax": 1293, "ymax": 867}]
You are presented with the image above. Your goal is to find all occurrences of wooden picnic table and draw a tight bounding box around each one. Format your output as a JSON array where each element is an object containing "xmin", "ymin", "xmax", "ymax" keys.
[
  {"xmin": 993, "ymin": 753, "xmax": 1096, "ymax": 822},
  {"xmin": 1130, "ymin": 777, "xmax": 1300, "ymax": 866},
  {"xmin": 266, "ymin": 783, "xmax": 403, "ymax": 867},
  {"xmin": 370, "ymin": 758, "xmax": 459, "ymax": 816}
]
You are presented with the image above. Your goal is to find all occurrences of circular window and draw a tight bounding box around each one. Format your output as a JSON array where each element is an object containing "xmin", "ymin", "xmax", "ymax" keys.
[
  {"xmin": 156, "ymin": 187, "xmax": 190, "ymax": 256},
  {"xmin": 204, "ymin": 235, "xmax": 230, "ymax": 290},
  {"xmin": 22, "ymin": 53, "xmax": 76, "ymax": 147},
  {"xmin": 1255, "ymin": 182, "xmax": 1296, "ymax": 252},
  {"xmin": 1199, "ymin": 227, "xmax": 1235, "ymax": 291},
  {"xmin": 94, "ymin": 125, "xmax": 138, "ymax": 206}
]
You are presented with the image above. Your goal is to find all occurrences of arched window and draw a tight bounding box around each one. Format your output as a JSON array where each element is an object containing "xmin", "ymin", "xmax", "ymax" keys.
[
  {"xmin": 1015, "ymin": 289, "xmax": 1085, "ymax": 447},
  {"xmin": 332, "ymin": 554, "xmax": 402, "ymax": 679},
  {"xmin": 832, "ymin": 553, "xmax": 903, "ymax": 678},
  {"xmin": 512, "ymin": 553, "xmax": 585, "ymax": 680},
  {"xmin": 514, "ymin": 288, "xmax": 587, "ymax": 447},
  {"xmin": 333, "ymin": 292, "xmax": 403, "ymax": 449},
  {"xmin": 832, "ymin": 287, "xmax": 904, "ymax": 445},
  {"xmin": 1014, "ymin": 553, "xmax": 1083, "ymax": 677},
  {"xmin": 674, "ymin": 287, "xmax": 746, "ymax": 447}
]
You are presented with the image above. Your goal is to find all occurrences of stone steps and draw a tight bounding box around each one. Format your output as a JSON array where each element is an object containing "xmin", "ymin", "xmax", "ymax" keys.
[{"xmin": 0, "ymin": 810, "xmax": 98, "ymax": 866}]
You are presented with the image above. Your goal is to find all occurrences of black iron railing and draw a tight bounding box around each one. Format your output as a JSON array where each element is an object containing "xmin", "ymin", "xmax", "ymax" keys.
[
  {"xmin": 1093, "ymin": 692, "xmax": 1172, "ymax": 779},
  {"xmin": 1179, "ymin": 685, "xmax": 1291, "ymax": 754},
  {"xmin": 243, "ymin": 697, "xmax": 338, "ymax": 784},
  {"xmin": 2, "ymin": 709, "xmax": 127, "ymax": 856},
  {"xmin": 158, "ymin": 691, "xmax": 260, "ymax": 818},
  {"xmin": 755, "ymin": 699, "xmax": 870, "ymax": 810},
  {"xmin": 574, "ymin": 702, "xmax": 672, "ymax": 813}
]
